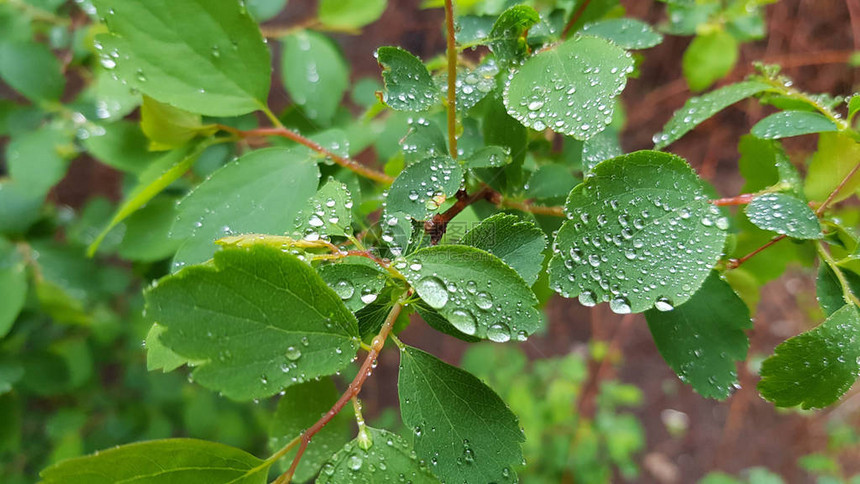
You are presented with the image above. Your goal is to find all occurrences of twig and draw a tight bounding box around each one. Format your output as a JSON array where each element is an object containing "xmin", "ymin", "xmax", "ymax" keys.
[
  {"xmin": 815, "ymin": 161, "xmax": 860, "ymax": 216},
  {"xmin": 444, "ymin": 0, "xmax": 458, "ymax": 159},
  {"xmin": 216, "ymin": 124, "xmax": 394, "ymax": 184},
  {"xmin": 275, "ymin": 302, "xmax": 404, "ymax": 483},
  {"xmin": 726, "ymin": 235, "xmax": 786, "ymax": 270},
  {"xmin": 710, "ymin": 193, "xmax": 757, "ymax": 206},
  {"xmin": 561, "ymin": 0, "xmax": 593, "ymax": 39}
]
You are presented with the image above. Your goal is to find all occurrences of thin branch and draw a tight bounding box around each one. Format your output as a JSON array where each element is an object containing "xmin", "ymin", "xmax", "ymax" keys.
[
  {"xmin": 710, "ymin": 193, "xmax": 757, "ymax": 206},
  {"xmin": 217, "ymin": 124, "xmax": 394, "ymax": 184},
  {"xmin": 275, "ymin": 302, "xmax": 404, "ymax": 484},
  {"xmin": 444, "ymin": 0, "xmax": 458, "ymax": 159},
  {"xmin": 726, "ymin": 235, "xmax": 786, "ymax": 270},
  {"xmin": 815, "ymin": 161, "xmax": 860, "ymax": 216},
  {"xmin": 561, "ymin": 0, "xmax": 593, "ymax": 39}
]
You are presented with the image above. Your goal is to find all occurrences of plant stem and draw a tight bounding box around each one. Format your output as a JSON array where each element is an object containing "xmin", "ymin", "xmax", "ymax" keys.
[
  {"xmin": 710, "ymin": 193, "xmax": 758, "ymax": 206},
  {"xmin": 561, "ymin": 0, "xmax": 592, "ymax": 39},
  {"xmin": 444, "ymin": 0, "xmax": 458, "ymax": 159},
  {"xmin": 815, "ymin": 161, "xmax": 860, "ymax": 216},
  {"xmin": 275, "ymin": 302, "xmax": 405, "ymax": 484},
  {"xmin": 726, "ymin": 235, "xmax": 786, "ymax": 269},
  {"xmin": 217, "ymin": 123, "xmax": 394, "ymax": 184},
  {"xmin": 816, "ymin": 242, "xmax": 860, "ymax": 307}
]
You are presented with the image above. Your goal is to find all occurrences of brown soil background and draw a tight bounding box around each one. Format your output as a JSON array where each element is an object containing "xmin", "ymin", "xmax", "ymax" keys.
[{"xmin": 6, "ymin": 0, "xmax": 860, "ymax": 482}]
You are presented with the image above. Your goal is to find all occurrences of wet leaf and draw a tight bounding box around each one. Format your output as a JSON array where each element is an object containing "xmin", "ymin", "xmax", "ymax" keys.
[
  {"xmin": 504, "ymin": 35, "xmax": 633, "ymax": 139},
  {"xmin": 293, "ymin": 178, "xmax": 354, "ymax": 240},
  {"xmin": 281, "ymin": 30, "xmax": 348, "ymax": 125},
  {"xmin": 745, "ymin": 193, "xmax": 822, "ymax": 239},
  {"xmin": 751, "ymin": 111, "xmax": 838, "ymax": 139},
  {"xmin": 385, "ymin": 156, "xmax": 463, "ymax": 221},
  {"xmin": 816, "ymin": 263, "xmax": 860, "ymax": 316},
  {"xmin": 377, "ymin": 46, "xmax": 439, "ymax": 112},
  {"xmin": 318, "ymin": 258, "xmax": 388, "ymax": 312},
  {"xmin": 317, "ymin": 427, "xmax": 437, "ymax": 483},
  {"xmin": 487, "ymin": 5, "xmax": 540, "ymax": 67},
  {"xmin": 460, "ymin": 213, "xmax": 547, "ymax": 286},
  {"xmin": 549, "ymin": 150, "xmax": 727, "ymax": 314},
  {"xmin": 581, "ymin": 18, "xmax": 663, "ymax": 50},
  {"xmin": 804, "ymin": 132, "xmax": 860, "ymax": 203}
]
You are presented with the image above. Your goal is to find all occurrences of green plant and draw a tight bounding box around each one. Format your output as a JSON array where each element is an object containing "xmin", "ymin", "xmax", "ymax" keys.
[{"xmin": 1, "ymin": 0, "xmax": 859, "ymax": 482}]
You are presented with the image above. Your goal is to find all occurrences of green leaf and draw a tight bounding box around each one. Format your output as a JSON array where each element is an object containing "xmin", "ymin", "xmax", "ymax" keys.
[
  {"xmin": 0, "ymin": 238, "xmax": 27, "ymax": 338},
  {"xmin": 376, "ymin": 46, "xmax": 439, "ymax": 112},
  {"xmin": 281, "ymin": 30, "xmax": 348, "ymax": 125},
  {"xmin": 399, "ymin": 245, "xmax": 542, "ymax": 342},
  {"xmin": 438, "ymin": 60, "xmax": 499, "ymax": 114},
  {"xmin": 317, "ymin": 427, "xmax": 438, "ymax": 483},
  {"xmin": 462, "ymin": 145, "xmax": 511, "ymax": 169},
  {"xmin": 145, "ymin": 245, "xmax": 359, "ymax": 400},
  {"xmin": 504, "ymin": 35, "xmax": 633, "ymax": 140},
  {"xmin": 140, "ymin": 96, "xmax": 213, "ymax": 150},
  {"xmin": 644, "ymin": 271, "xmax": 751, "ymax": 399},
  {"xmin": 269, "ymin": 379, "xmax": 352, "ymax": 481},
  {"xmin": 477, "ymin": 95, "xmax": 527, "ymax": 194},
  {"xmin": 549, "ymin": 150, "xmax": 727, "ymax": 314},
  {"xmin": 246, "ymin": 0, "xmax": 288, "ymax": 22},
  {"xmin": 737, "ymin": 135, "xmax": 802, "ymax": 194},
  {"xmin": 816, "ymin": 263, "xmax": 860, "ymax": 316},
  {"xmin": 0, "ymin": 179, "xmax": 43, "ymax": 235},
  {"xmin": 526, "ymin": 164, "xmax": 580, "ymax": 202},
  {"xmin": 759, "ymin": 304, "xmax": 860, "ymax": 409},
  {"xmin": 751, "ymin": 111, "xmax": 839, "ymax": 139},
  {"xmin": 5, "ymin": 124, "xmax": 72, "ymax": 196},
  {"xmin": 171, "ymin": 147, "xmax": 320, "ymax": 270},
  {"xmin": 460, "ymin": 213, "xmax": 547, "ymax": 286},
  {"xmin": 582, "ymin": 127, "xmax": 623, "ymax": 176},
  {"xmin": 385, "ymin": 156, "xmax": 463, "ymax": 221},
  {"xmin": 804, "ymin": 132, "xmax": 860, "ymax": 203},
  {"xmin": 88, "ymin": 141, "xmax": 210, "ymax": 256},
  {"xmin": 145, "ymin": 323, "xmax": 191, "ymax": 372},
  {"xmin": 849, "ymin": 95, "xmax": 860, "ymax": 121},
  {"xmin": 293, "ymin": 178, "xmax": 354, "ymax": 240},
  {"xmin": 93, "ymin": 0, "xmax": 271, "ymax": 116},
  {"xmin": 745, "ymin": 193, "xmax": 822, "ymax": 239},
  {"xmin": 487, "ymin": 5, "xmax": 540, "ymax": 67},
  {"xmin": 0, "ymin": 40, "xmax": 64, "ymax": 102},
  {"xmin": 75, "ymin": 68, "xmax": 141, "ymax": 122},
  {"xmin": 398, "ymin": 345, "xmax": 524, "ymax": 483},
  {"xmin": 40, "ymin": 438, "xmax": 269, "ymax": 483},
  {"xmin": 682, "ymin": 30, "xmax": 738, "ymax": 92},
  {"xmin": 318, "ymin": 258, "xmax": 388, "ymax": 312},
  {"xmin": 581, "ymin": 18, "xmax": 663, "ymax": 50},
  {"xmin": 82, "ymin": 120, "xmax": 158, "ymax": 174},
  {"xmin": 117, "ymin": 195, "xmax": 183, "ymax": 262},
  {"xmin": 318, "ymin": 0, "xmax": 387, "ymax": 29},
  {"xmin": 653, "ymin": 81, "xmax": 773, "ymax": 150}
]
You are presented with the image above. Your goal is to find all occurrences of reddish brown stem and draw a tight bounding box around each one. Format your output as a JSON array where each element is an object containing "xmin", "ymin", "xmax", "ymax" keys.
[
  {"xmin": 444, "ymin": 0, "xmax": 458, "ymax": 159},
  {"xmin": 276, "ymin": 302, "xmax": 404, "ymax": 483},
  {"xmin": 710, "ymin": 193, "xmax": 757, "ymax": 206},
  {"xmin": 425, "ymin": 187, "xmax": 495, "ymax": 244},
  {"xmin": 218, "ymin": 125, "xmax": 394, "ymax": 184},
  {"xmin": 345, "ymin": 249, "xmax": 389, "ymax": 268},
  {"xmin": 726, "ymin": 235, "xmax": 786, "ymax": 270},
  {"xmin": 561, "ymin": 0, "xmax": 593, "ymax": 38}
]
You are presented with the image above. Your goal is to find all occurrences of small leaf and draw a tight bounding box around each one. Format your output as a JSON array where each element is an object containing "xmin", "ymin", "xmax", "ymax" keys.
[
  {"xmin": 526, "ymin": 164, "xmax": 580, "ymax": 202},
  {"xmin": 644, "ymin": 271, "xmax": 751, "ymax": 399},
  {"xmin": 816, "ymin": 263, "xmax": 860, "ymax": 316},
  {"xmin": 385, "ymin": 156, "xmax": 463, "ymax": 221},
  {"xmin": 269, "ymin": 380, "xmax": 352, "ymax": 480},
  {"xmin": 377, "ymin": 46, "xmax": 439, "ymax": 112},
  {"xmin": 0, "ymin": 40, "xmax": 64, "ymax": 102},
  {"xmin": 682, "ymin": 30, "xmax": 738, "ymax": 92},
  {"xmin": 0, "ymin": 238, "xmax": 27, "ymax": 338},
  {"xmin": 581, "ymin": 18, "xmax": 663, "ymax": 50},
  {"xmin": 318, "ymin": 258, "xmax": 388, "ymax": 312},
  {"xmin": 398, "ymin": 345, "xmax": 524, "ymax": 483},
  {"xmin": 737, "ymin": 135, "xmax": 802, "ymax": 195},
  {"xmin": 437, "ymin": 59, "xmax": 499, "ymax": 114},
  {"xmin": 145, "ymin": 323, "xmax": 190, "ymax": 373},
  {"xmin": 145, "ymin": 245, "xmax": 359, "ymax": 400},
  {"xmin": 504, "ymin": 35, "xmax": 633, "ymax": 139},
  {"xmin": 653, "ymin": 80, "xmax": 773, "ymax": 150},
  {"xmin": 805, "ymin": 132, "xmax": 860, "ymax": 203},
  {"xmin": 462, "ymin": 145, "xmax": 511, "ymax": 169},
  {"xmin": 5, "ymin": 124, "xmax": 73, "ymax": 196},
  {"xmin": 401, "ymin": 117, "xmax": 447, "ymax": 163},
  {"xmin": 745, "ymin": 193, "xmax": 822, "ymax": 239},
  {"xmin": 487, "ymin": 5, "xmax": 540, "ymax": 67},
  {"xmin": 93, "ymin": 0, "xmax": 271, "ymax": 116},
  {"xmin": 460, "ymin": 213, "xmax": 547, "ymax": 286},
  {"xmin": 171, "ymin": 147, "xmax": 320, "ymax": 270},
  {"xmin": 318, "ymin": 0, "xmax": 387, "ymax": 29},
  {"xmin": 399, "ymin": 245, "xmax": 542, "ymax": 342},
  {"xmin": 582, "ymin": 127, "xmax": 623, "ymax": 176},
  {"xmin": 40, "ymin": 438, "xmax": 269, "ymax": 483},
  {"xmin": 751, "ymin": 111, "xmax": 839, "ymax": 140},
  {"xmin": 82, "ymin": 121, "xmax": 158, "ymax": 174},
  {"xmin": 759, "ymin": 304, "xmax": 860, "ymax": 409},
  {"xmin": 317, "ymin": 427, "xmax": 437, "ymax": 483},
  {"xmin": 140, "ymin": 96, "xmax": 213, "ymax": 150},
  {"xmin": 549, "ymin": 150, "xmax": 727, "ymax": 314},
  {"xmin": 281, "ymin": 30, "xmax": 348, "ymax": 125},
  {"xmin": 293, "ymin": 178, "xmax": 354, "ymax": 240},
  {"xmin": 88, "ymin": 141, "xmax": 210, "ymax": 256},
  {"xmin": 117, "ymin": 195, "xmax": 183, "ymax": 262},
  {"xmin": 246, "ymin": 0, "xmax": 288, "ymax": 22},
  {"xmin": 848, "ymin": 95, "xmax": 860, "ymax": 120}
]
